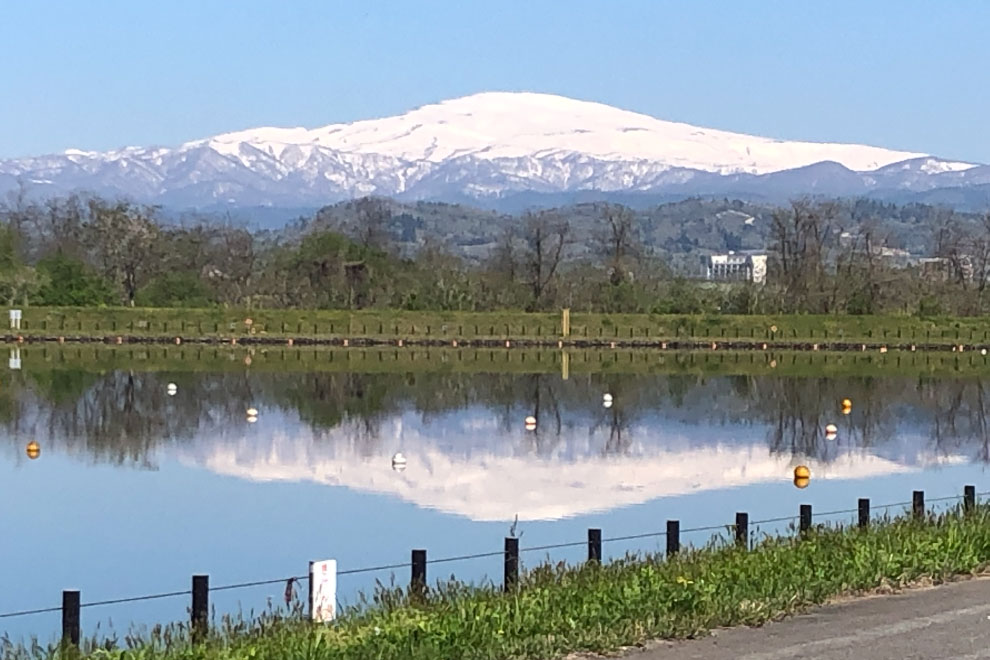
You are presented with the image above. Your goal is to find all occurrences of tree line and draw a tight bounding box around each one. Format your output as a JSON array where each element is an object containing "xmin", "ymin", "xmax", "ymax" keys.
[{"xmin": 0, "ymin": 191, "xmax": 988, "ymax": 316}]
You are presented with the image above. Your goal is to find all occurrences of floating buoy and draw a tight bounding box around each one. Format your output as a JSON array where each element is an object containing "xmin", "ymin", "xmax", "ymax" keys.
[
  {"xmin": 603, "ymin": 400, "xmax": 613, "ymax": 409},
  {"xmin": 793, "ymin": 476, "xmax": 810, "ymax": 489},
  {"xmin": 167, "ymin": 383, "xmax": 177, "ymax": 396},
  {"xmin": 603, "ymin": 393, "xmax": 613, "ymax": 403},
  {"xmin": 392, "ymin": 452, "xmax": 407, "ymax": 471},
  {"xmin": 794, "ymin": 465, "xmax": 811, "ymax": 480},
  {"xmin": 879, "ymin": 346, "xmax": 887, "ymax": 353},
  {"xmin": 247, "ymin": 407, "xmax": 259, "ymax": 417},
  {"xmin": 246, "ymin": 415, "xmax": 258, "ymax": 424},
  {"xmin": 983, "ymin": 348, "xmax": 988, "ymax": 356},
  {"xmin": 841, "ymin": 398, "xmax": 852, "ymax": 409},
  {"xmin": 825, "ymin": 423, "xmax": 838, "ymax": 436},
  {"xmin": 25, "ymin": 441, "xmax": 40, "ymax": 460},
  {"xmin": 524, "ymin": 415, "xmax": 537, "ymax": 426}
]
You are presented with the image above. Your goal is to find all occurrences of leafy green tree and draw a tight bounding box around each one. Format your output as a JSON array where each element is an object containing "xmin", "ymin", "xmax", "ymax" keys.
[
  {"xmin": 135, "ymin": 272, "xmax": 214, "ymax": 308},
  {"xmin": 36, "ymin": 253, "xmax": 115, "ymax": 306}
]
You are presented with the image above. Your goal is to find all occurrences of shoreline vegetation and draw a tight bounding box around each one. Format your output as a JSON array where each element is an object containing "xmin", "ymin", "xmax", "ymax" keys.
[
  {"xmin": 7, "ymin": 503, "xmax": 990, "ymax": 660},
  {"xmin": 4, "ymin": 307, "xmax": 990, "ymax": 352}
]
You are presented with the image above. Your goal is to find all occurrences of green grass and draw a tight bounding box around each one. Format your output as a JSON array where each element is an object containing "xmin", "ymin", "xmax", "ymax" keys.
[
  {"xmin": 9, "ymin": 504, "xmax": 990, "ymax": 660},
  {"xmin": 8, "ymin": 307, "xmax": 990, "ymax": 345}
]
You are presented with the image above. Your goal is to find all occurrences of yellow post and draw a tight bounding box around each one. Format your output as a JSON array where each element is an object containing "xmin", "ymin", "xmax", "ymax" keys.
[
  {"xmin": 561, "ymin": 308, "xmax": 570, "ymax": 337},
  {"xmin": 561, "ymin": 351, "xmax": 569, "ymax": 380}
]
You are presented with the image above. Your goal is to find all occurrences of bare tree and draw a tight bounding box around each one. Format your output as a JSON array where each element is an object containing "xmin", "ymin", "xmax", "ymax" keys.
[
  {"xmin": 769, "ymin": 199, "xmax": 839, "ymax": 313},
  {"xmin": 520, "ymin": 211, "xmax": 570, "ymax": 311},
  {"xmin": 594, "ymin": 203, "xmax": 641, "ymax": 286}
]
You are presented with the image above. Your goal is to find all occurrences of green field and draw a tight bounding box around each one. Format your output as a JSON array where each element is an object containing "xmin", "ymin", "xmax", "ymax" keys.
[
  {"xmin": 6, "ymin": 307, "xmax": 990, "ymax": 346},
  {"xmin": 15, "ymin": 501, "xmax": 990, "ymax": 660}
]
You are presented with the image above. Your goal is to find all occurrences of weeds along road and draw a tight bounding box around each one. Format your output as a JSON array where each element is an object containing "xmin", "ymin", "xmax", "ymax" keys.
[{"xmin": 630, "ymin": 577, "xmax": 990, "ymax": 660}]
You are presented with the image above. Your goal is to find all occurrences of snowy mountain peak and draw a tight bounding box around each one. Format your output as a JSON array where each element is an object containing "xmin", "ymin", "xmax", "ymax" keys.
[
  {"xmin": 189, "ymin": 91, "xmax": 940, "ymax": 175},
  {"xmin": 1, "ymin": 92, "xmax": 983, "ymax": 208}
]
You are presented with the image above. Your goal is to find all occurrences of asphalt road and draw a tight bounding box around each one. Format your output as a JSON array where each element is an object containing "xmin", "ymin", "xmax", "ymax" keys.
[{"xmin": 629, "ymin": 577, "xmax": 990, "ymax": 660}]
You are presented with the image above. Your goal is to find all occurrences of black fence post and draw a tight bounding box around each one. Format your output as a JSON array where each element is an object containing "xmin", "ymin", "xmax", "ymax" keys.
[
  {"xmin": 666, "ymin": 520, "xmax": 680, "ymax": 556},
  {"xmin": 858, "ymin": 498, "xmax": 870, "ymax": 529},
  {"xmin": 308, "ymin": 560, "xmax": 314, "ymax": 617},
  {"xmin": 913, "ymin": 490, "xmax": 925, "ymax": 520},
  {"xmin": 61, "ymin": 590, "xmax": 80, "ymax": 647},
  {"xmin": 735, "ymin": 512, "xmax": 748, "ymax": 549},
  {"xmin": 587, "ymin": 528, "xmax": 602, "ymax": 563},
  {"xmin": 799, "ymin": 504, "xmax": 812, "ymax": 534},
  {"xmin": 411, "ymin": 549, "xmax": 427, "ymax": 595},
  {"xmin": 504, "ymin": 537, "xmax": 519, "ymax": 591},
  {"xmin": 191, "ymin": 575, "xmax": 208, "ymax": 643},
  {"xmin": 965, "ymin": 485, "xmax": 976, "ymax": 513}
]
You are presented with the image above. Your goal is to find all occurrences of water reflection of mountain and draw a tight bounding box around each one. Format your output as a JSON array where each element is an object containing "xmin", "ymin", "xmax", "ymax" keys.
[
  {"xmin": 178, "ymin": 412, "xmax": 965, "ymax": 521},
  {"xmin": 2, "ymin": 370, "xmax": 989, "ymax": 516}
]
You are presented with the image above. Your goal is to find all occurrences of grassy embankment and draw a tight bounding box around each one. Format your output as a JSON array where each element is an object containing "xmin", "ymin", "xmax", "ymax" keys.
[
  {"xmin": 7, "ymin": 307, "xmax": 990, "ymax": 347},
  {"xmin": 13, "ymin": 503, "xmax": 990, "ymax": 660},
  {"xmin": 9, "ymin": 344, "xmax": 990, "ymax": 379}
]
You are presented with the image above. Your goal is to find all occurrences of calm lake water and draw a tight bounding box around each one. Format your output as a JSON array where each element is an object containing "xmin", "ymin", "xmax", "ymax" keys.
[{"xmin": 3, "ymin": 347, "xmax": 990, "ymax": 642}]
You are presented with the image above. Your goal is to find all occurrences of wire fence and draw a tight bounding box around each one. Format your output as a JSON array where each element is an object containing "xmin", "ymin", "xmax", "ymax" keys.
[{"xmin": 2, "ymin": 487, "xmax": 987, "ymax": 629}]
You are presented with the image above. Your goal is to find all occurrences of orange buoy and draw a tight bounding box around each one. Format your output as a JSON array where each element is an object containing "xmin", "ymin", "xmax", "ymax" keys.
[
  {"xmin": 794, "ymin": 465, "xmax": 811, "ymax": 480},
  {"xmin": 25, "ymin": 441, "xmax": 40, "ymax": 460}
]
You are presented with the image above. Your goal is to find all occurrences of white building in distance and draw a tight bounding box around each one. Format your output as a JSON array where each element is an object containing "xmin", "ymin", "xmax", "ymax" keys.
[{"xmin": 701, "ymin": 251, "xmax": 767, "ymax": 285}]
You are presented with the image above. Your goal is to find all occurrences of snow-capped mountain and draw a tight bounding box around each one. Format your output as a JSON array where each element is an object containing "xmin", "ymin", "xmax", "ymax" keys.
[{"xmin": 0, "ymin": 92, "xmax": 983, "ymax": 208}]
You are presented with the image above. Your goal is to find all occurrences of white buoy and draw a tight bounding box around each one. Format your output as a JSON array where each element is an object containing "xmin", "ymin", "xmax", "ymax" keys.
[
  {"xmin": 825, "ymin": 423, "xmax": 838, "ymax": 435},
  {"xmin": 167, "ymin": 383, "xmax": 177, "ymax": 396},
  {"xmin": 603, "ymin": 400, "xmax": 613, "ymax": 409},
  {"xmin": 392, "ymin": 452, "xmax": 407, "ymax": 471},
  {"xmin": 246, "ymin": 407, "xmax": 259, "ymax": 417},
  {"xmin": 603, "ymin": 393, "xmax": 613, "ymax": 403},
  {"xmin": 982, "ymin": 349, "xmax": 987, "ymax": 356},
  {"xmin": 246, "ymin": 415, "xmax": 258, "ymax": 424},
  {"xmin": 525, "ymin": 415, "xmax": 537, "ymax": 426}
]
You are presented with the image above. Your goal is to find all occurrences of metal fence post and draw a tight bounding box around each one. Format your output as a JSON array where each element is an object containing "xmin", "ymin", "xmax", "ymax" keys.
[
  {"xmin": 858, "ymin": 498, "xmax": 870, "ymax": 529},
  {"xmin": 61, "ymin": 590, "xmax": 80, "ymax": 647},
  {"xmin": 666, "ymin": 520, "xmax": 680, "ymax": 556},
  {"xmin": 799, "ymin": 504, "xmax": 812, "ymax": 534},
  {"xmin": 587, "ymin": 528, "xmax": 602, "ymax": 563},
  {"xmin": 191, "ymin": 575, "xmax": 208, "ymax": 643},
  {"xmin": 411, "ymin": 549, "xmax": 427, "ymax": 595},
  {"xmin": 504, "ymin": 537, "xmax": 519, "ymax": 591},
  {"xmin": 735, "ymin": 512, "xmax": 748, "ymax": 549}
]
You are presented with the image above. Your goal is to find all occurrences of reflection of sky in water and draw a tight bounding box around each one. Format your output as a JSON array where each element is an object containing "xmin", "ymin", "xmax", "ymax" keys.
[{"xmin": 4, "ymin": 372, "xmax": 990, "ymax": 642}]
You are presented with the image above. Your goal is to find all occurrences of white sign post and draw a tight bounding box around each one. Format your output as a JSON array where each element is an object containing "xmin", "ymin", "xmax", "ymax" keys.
[
  {"xmin": 309, "ymin": 559, "xmax": 337, "ymax": 622},
  {"xmin": 9, "ymin": 309, "xmax": 21, "ymax": 330}
]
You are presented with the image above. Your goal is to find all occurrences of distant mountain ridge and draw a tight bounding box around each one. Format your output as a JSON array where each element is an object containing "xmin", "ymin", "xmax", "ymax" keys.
[{"xmin": 1, "ymin": 92, "xmax": 985, "ymax": 209}]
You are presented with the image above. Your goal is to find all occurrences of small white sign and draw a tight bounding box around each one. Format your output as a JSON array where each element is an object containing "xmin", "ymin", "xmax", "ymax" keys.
[
  {"xmin": 310, "ymin": 559, "xmax": 337, "ymax": 622},
  {"xmin": 9, "ymin": 309, "xmax": 21, "ymax": 329}
]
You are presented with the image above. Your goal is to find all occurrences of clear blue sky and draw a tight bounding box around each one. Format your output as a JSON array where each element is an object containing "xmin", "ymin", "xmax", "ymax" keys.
[{"xmin": 2, "ymin": 1, "xmax": 988, "ymax": 162}]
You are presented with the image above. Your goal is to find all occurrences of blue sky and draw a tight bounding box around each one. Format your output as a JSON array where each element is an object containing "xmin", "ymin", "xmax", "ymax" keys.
[{"xmin": 2, "ymin": 1, "xmax": 988, "ymax": 162}]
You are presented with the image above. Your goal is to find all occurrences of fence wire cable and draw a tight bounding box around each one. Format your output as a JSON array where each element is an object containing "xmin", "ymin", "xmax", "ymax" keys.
[{"xmin": 1, "ymin": 490, "xmax": 983, "ymax": 620}]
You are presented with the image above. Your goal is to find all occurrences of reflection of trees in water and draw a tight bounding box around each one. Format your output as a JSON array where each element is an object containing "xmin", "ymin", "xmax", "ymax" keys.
[{"xmin": 6, "ymin": 366, "xmax": 990, "ymax": 466}]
